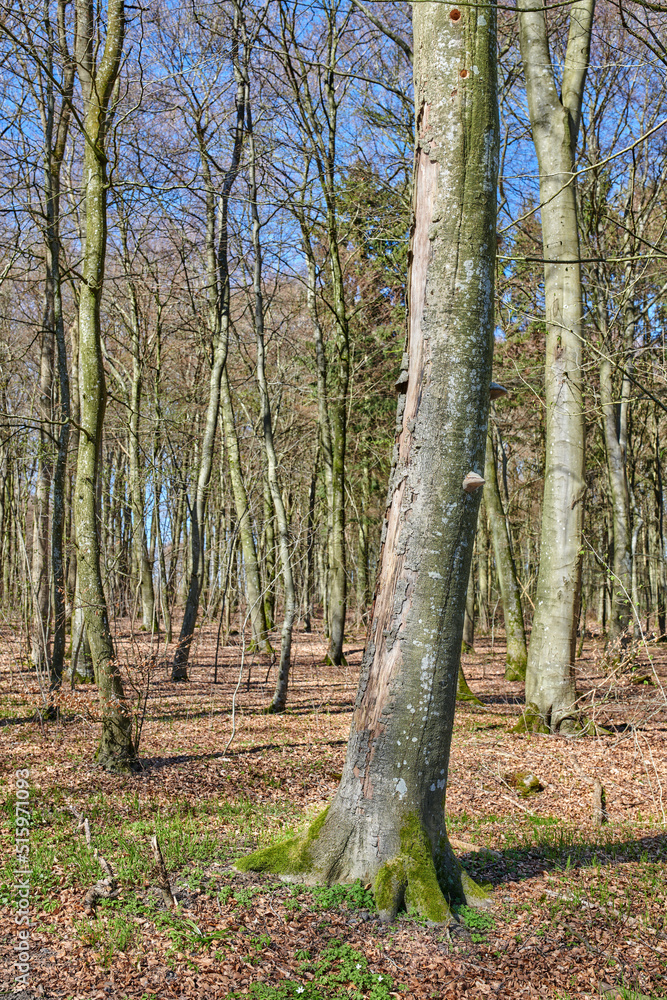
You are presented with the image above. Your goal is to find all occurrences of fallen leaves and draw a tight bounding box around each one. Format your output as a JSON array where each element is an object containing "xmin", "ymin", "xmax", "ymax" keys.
[{"xmin": 0, "ymin": 624, "xmax": 666, "ymax": 998}]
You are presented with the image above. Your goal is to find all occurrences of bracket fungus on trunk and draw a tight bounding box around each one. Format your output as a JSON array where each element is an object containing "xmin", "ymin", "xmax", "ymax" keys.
[
  {"xmin": 462, "ymin": 472, "xmax": 485, "ymax": 494},
  {"xmin": 489, "ymin": 381, "xmax": 508, "ymax": 400}
]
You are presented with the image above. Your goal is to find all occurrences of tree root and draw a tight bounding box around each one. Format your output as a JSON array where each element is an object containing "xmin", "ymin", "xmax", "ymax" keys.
[{"xmin": 236, "ymin": 809, "xmax": 489, "ymax": 926}]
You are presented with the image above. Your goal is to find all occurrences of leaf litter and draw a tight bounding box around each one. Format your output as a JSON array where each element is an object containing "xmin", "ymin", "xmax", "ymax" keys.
[{"xmin": 0, "ymin": 623, "xmax": 666, "ymax": 999}]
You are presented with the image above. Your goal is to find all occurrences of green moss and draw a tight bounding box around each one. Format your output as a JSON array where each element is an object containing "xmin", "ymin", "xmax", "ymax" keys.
[
  {"xmin": 504, "ymin": 655, "xmax": 526, "ymax": 682},
  {"xmin": 457, "ymin": 665, "xmax": 482, "ymax": 705},
  {"xmin": 460, "ymin": 869, "xmax": 490, "ymax": 905},
  {"xmin": 506, "ymin": 771, "xmax": 544, "ymax": 797},
  {"xmin": 375, "ymin": 815, "xmax": 452, "ymax": 924},
  {"xmin": 374, "ymin": 857, "xmax": 406, "ymax": 919},
  {"xmin": 511, "ymin": 702, "xmax": 549, "ymax": 734},
  {"xmin": 323, "ymin": 652, "xmax": 348, "ymax": 667},
  {"xmin": 235, "ymin": 805, "xmax": 330, "ymax": 876}
]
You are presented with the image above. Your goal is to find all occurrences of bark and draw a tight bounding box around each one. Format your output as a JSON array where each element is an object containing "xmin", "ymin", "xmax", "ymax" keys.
[
  {"xmin": 356, "ymin": 463, "xmax": 371, "ymax": 625},
  {"xmin": 304, "ymin": 443, "xmax": 319, "ymax": 633},
  {"xmin": 476, "ymin": 508, "xmax": 489, "ymax": 632},
  {"xmin": 219, "ymin": 366, "xmax": 270, "ymax": 653},
  {"xmin": 519, "ymin": 0, "xmax": 594, "ymax": 732},
  {"xmin": 262, "ymin": 477, "xmax": 276, "ymax": 630},
  {"xmin": 281, "ymin": 8, "xmax": 350, "ymax": 665},
  {"xmin": 599, "ymin": 352, "xmax": 632, "ymax": 647},
  {"xmin": 652, "ymin": 408, "xmax": 667, "ymax": 638},
  {"xmin": 73, "ymin": 0, "xmax": 136, "ymax": 769},
  {"xmin": 48, "ymin": 7, "xmax": 75, "ymax": 689},
  {"xmin": 484, "ymin": 423, "xmax": 527, "ymax": 681},
  {"xmin": 31, "ymin": 302, "xmax": 53, "ymax": 679},
  {"xmin": 239, "ymin": 0, "xmax": 498, "ymax": 922}
]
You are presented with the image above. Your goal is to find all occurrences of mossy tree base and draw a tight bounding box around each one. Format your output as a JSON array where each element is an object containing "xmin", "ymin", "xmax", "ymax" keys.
[
  {"xmin": 512, "ymin": 702, "xmax": 550, "ymax": 734},
  {"xmin": 512, "ymin": 702, "xmax": 607, "ymax": 736},
  {"xmin": 237, "ymin": 809, "xmax": 489, "ymax": 925},
  {"xmin": 323, "ymin": 652, "xmax": 348, "ymax": 668},
  {"xmin": 456, "ymin": 665, "xmax": 482, "ymax": 705}
]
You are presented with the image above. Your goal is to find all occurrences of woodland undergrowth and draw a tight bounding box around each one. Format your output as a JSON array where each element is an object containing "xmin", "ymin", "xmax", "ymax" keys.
[{"xmin": 0, "ymin": 621, "xmax": 666, "ymax": 1000}]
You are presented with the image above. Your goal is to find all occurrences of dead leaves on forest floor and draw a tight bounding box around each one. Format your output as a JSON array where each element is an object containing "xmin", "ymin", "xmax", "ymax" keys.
[{"xmin": 0, "ymin": 621, "xmax": 666, "ymax": 1000}]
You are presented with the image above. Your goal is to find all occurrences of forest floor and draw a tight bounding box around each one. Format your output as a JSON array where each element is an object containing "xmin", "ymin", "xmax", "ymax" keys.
[{"xmin": 0, "ymin": 618, "xmax": 666, "ymax": 1000}]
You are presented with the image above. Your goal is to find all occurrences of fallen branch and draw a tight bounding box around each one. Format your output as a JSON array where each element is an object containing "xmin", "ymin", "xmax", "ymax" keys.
[
  {"xmin": 66, "ymin": 801, "xmax": 92, "ymax": 848},
  {"xmin": 84, "ymin": 854, "xmax": 120, "ymax": 915},
  {"xmin": 150, "ymin": 835, "xmax": 177, "ymax": 908}
]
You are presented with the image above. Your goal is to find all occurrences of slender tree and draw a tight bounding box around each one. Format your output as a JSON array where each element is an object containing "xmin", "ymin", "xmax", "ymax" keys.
[
  {"xmin": 518, "ymin": 0, "xmax": 595, "ymax": 732},
  {"xmin": 485, "ymin": 420, "xmax": 527, "ymax": 680},
  {"xmin": 73, "ymin": 0, "xmax": 136, "ymax": 769}
]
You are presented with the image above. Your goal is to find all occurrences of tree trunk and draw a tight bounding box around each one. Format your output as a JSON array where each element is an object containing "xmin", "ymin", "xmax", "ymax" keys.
[
  {"xmin": 462, "ymin": 558, "xmax": 475, "ymax": 653},
  {"xmin": 121, "ymin": 218, "xmax": 156, "ymax": 632},
  {"xmin": 239, "ymin": 0, "xmax": 498, "ymax": 922},
  {"xmin": 219, "ymin": 367, "xmax": 270, "ymax": 653},
  {"xmin": 171, "ymin": 10, "xmax": 253, "ymax": 677},
  {"xmin": 519, "ymin": 0, "xmax": 594, "ymax": 732},
  {"xmin": 356, "ymin": 463, "xmax": 371, "ymax": 625},
  {"xmin": 484, "ymin": 423, "xmax": 527, "ymax": 680},
  {"xmin": 245, "ymin": 99, "xmax": 295, "ymax": 711},
  {"xmin": 476, "ymin": 507, "xmax": 489, "ymax": 632},
  {"xmin": 31, "ymin": 308, "xmax": 54, "ymax": 680},
  {"xmin": 304, "ymin": 443, "xmax": 319, "ymax": 633},
  {"xmin": 73, "ymin": 0, "xmax": 136, "ymax": 769}
]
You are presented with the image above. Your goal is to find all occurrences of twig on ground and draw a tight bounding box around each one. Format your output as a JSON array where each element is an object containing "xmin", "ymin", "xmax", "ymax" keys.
[{"xmin": 83, "ymin": 854, "xmax": 120, "ymax": 915}]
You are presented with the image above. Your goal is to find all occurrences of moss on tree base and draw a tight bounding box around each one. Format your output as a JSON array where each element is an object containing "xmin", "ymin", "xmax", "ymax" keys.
[
  {"xmin": 511, "ymin": 702, "xmax": 550, "ymax": 734},
  {"xmin": 235, "ymin": 806, "xmax": 330, "ymax": 877},
  {"xmin": 236, "ymin": 809, "xmax": 489, "ymax": 926},
  {"xmin": 456, "ymin": 666, "xmax": 482, "ymax": 705},
  {"xmin": 322, "ymin": 652, "xmax": 348, "ymax": 667}
]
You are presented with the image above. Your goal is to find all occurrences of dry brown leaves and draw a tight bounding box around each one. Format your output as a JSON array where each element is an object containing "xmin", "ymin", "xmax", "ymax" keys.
[{"xmin": 0, "ymin": 621, "xmax": 666, "ymax": 1000}]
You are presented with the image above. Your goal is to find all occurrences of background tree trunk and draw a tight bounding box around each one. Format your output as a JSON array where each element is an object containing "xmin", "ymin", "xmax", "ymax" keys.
[
  {"xmin": 73, "ymin": 0, "xmax": 136, "ymax": 769},
  {"xmin": 519, "ymin": 0, "xmax": 594, "ymax": 732},
  {"xmin": 485, "ymin": 422, "xmax": 527, "ymax": 680}
]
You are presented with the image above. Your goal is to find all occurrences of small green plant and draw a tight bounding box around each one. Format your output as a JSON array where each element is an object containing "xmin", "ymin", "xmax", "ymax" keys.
[
  {"xmin": 456, "ymin": 905, "xmax": 495, "ymax": 943},
  {"xmin": 75, "ymin": 914, "xmax": 137, "ymax": 969},
  {"xmin": 307, "ymin": 879, "xmax": 375, "ymax": 912},
  {"xmin": 234, "ymin": 885, "xmax": 260, "ymax": 907},
  {"xmin": 229, "ymin": 938, "xmax": 400, "ymax": 999},
  {"xmin": 217, "ymin": 885, "xmax": 234, "ymax": 905}
]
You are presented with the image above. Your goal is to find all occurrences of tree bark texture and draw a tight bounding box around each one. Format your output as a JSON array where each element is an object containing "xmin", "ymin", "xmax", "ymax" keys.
[
  {"xmin": 121, "ymin": 218, "xmax": 156, "ymax": 633},
  {"xmin": 484, "ymin": 423, "xmax": 527, "ymax": 680},
  {"xmin": 239, "ymin": 0, "xmax": 499, "ymax": 922},
  {"xmin": 519, "ymin": 0, "xmax": 594, "ymax": 731}
]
